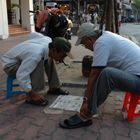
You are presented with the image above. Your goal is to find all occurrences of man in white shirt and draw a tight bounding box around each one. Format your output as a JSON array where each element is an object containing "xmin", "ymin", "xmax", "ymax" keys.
[
  {"xmin": 2, "ymin": 32, "xmax": 72, "ymax": 106},
  {"xmin": 59, "ymin": 22, "xmax": 140, "ymax": 129}
]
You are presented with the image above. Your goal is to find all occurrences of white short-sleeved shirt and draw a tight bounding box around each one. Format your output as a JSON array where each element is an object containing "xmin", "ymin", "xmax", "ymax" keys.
[
  {"xmin": 2, "ymin": 32, "xmax": 52, "ymax": 92},
  {"xmin": 92, "ymin": 31, "xmax": 140, "ymax": 76}
]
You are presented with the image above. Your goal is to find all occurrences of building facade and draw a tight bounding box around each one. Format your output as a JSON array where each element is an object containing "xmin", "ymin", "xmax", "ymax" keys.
[{"xmin": 0, "ymin": 0, "xmax": 35, "ymax": 39}]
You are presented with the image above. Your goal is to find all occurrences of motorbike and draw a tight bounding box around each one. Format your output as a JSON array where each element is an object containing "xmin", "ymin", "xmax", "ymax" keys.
[{"xmin": 30, "ymin": 10, "xmax": 72, "ymax": 40}]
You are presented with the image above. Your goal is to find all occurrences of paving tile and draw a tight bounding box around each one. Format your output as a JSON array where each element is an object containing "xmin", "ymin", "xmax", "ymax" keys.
[{"xmin": 0, "ymin": 32, "xmax": 140, "ymax": 140}]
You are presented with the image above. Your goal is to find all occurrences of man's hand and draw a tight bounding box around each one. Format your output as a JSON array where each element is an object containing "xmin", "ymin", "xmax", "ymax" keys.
[
  {"xmin": 80, "ymin": 100, "xmax": 91, "ymax": 119},
  {"xmin": 80, "ymin": 68, "xmax": 103, "ymax": 119}
]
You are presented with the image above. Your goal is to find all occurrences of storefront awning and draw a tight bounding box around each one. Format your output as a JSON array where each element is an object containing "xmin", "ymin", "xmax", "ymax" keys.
[{"xmin": 123, "ymin": 4, "xmax": 132, "ymax": 10}]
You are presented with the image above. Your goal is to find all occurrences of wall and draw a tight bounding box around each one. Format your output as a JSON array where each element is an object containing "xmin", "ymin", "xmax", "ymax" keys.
[{"xmin": 20, "ymin": 0, "xmax": 35, "ymax": 32}]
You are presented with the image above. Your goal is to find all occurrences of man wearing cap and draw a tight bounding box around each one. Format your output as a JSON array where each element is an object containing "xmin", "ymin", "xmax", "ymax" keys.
[
  {"xmin": 2, "ymin": 32, "xmax": 72, "ymax": 106},
  {"xmin": 59, "ymin": 22, "xmax": 140, "ymax": 129}
]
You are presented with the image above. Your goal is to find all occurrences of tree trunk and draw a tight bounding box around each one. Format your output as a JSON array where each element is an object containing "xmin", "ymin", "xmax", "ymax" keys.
[
  {"xmin": 105, "ymin": 0, "xmax": 119, "ymax": 33},
  {"xmin": 105, "ymin": 0, "xmax": 114, "ymax": 32}
]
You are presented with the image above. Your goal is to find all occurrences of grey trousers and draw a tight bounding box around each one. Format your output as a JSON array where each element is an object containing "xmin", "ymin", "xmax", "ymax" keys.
[
  {"xmin": 4, "ymin": 58, "xmax": 61, "ymax": 92},
  {"xmin": 31, "ymin": 58, "xmax": 61, "ymax": 91},
  {"xmin": 89, "ymin": 67, "xmax": 140, "ymax": 115}
]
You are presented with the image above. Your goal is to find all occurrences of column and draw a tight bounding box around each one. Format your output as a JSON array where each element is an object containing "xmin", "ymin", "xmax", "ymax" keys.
[
  {"xmin": 0, "ymin": 0, "xmax": 9, "ymax": 39},
  {"xmin": 20, "ymin": 0, "xmax": 35, "ymax": 32}
]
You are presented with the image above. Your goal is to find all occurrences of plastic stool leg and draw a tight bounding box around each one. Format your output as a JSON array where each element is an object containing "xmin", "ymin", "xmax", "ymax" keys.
[
  {"xmin": 6, "ymin": 76, "xmax": 26, "ymax": 98},
  {"xmin": 122, "ymin": 92, "xmax": 131, "ymax": 111},
  {"xmin": 6, "ymin": 77, "xmax": 13, "ymax": 98},
  {"xmin": 127, "ymin": 95, "xmax": 138, "ymax": 121}
]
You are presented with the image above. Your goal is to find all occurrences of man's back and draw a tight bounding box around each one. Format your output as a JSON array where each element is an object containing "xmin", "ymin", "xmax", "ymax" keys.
[{"xmin": 2, "ymin": 33, "xmax": 52, "ymax": 69}]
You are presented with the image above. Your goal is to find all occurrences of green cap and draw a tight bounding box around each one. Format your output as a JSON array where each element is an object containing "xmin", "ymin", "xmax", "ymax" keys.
[{"xmin": 52, "ymin": 37, "xmax": 71, "ymax": 53}]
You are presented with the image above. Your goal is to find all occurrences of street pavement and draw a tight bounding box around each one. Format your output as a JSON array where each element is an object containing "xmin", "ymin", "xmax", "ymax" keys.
[{"xmin": 0, "ymin": 23, "xmax": 140, "ymax": 140}]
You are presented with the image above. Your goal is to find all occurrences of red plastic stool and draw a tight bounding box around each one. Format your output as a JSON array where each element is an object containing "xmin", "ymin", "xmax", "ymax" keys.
[{"xmin": 122, "ymin": 92, "xmax": 140, "ymax": 121}]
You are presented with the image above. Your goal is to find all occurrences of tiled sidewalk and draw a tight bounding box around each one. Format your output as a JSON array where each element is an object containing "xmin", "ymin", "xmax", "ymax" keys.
[
  {"xmin": 0, "ymin": 87, "xmax": 140, "ymax": 140},
  {"xmin": 0, "ymin": 34, "xmax": 140, "ymax": 140}
]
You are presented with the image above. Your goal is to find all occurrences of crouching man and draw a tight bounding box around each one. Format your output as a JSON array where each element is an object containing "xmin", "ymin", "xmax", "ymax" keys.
[{"xmin": 2, "ymin": 32, "xmax": 72, "ymax": 106}]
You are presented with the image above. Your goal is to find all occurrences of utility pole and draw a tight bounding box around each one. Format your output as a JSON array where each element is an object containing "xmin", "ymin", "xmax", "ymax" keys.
[
  {"xmin": 78, "ymin": 0, "xmax": 80, "ymax": 16},
  {"xmin": 77, "ymin": 0, "xmax": 82, "ymax": 25},
  {"xmin": 84, "ymin": 0, "xmax": 87, "ymax": 13}
]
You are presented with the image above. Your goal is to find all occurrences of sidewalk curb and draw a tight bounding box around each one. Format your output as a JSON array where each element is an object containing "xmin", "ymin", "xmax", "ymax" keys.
[
  {"xmin": 129, "ymin": 35, "xmax": 139, "ymax": 45},
  {"xmin": 122, "ymin": 35, "xmax": 139, "ymax": 45},
  {"xmin": 45, "ymin": 81, "xmax": 87, "ymax": 88},
  {"xmin": 61, "ymin": 81, "xmax": 87, "ymax": 88}
]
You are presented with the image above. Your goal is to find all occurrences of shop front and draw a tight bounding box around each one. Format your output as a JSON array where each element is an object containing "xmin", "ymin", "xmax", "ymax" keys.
[{"xmin": 44, "ymin": 0, "xmax": 71, "ymax": 14}]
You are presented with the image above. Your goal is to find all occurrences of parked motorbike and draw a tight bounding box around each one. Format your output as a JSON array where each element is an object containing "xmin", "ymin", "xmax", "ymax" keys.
[{"xmin": 30, "ymin": 10, "xmax": 72, "ymax": 40}]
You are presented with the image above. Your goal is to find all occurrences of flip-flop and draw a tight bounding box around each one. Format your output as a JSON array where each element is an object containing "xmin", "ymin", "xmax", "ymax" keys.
[
  {"xmin": 25, "ymin": 98, "xmax": 49, "ymax": 106},
  {"xmin": 56, "ymin": 89, "xmax": 69, "ymax": 95},
  {"xmin": 59, "ymin": 114, "xmax": 92, "ymax": 129},
  {"xmin": 47, "ymin": 88, "xmax": 70, "ymax": 95}
]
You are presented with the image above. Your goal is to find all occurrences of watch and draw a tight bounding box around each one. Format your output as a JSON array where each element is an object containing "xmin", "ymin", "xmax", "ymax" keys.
[{"xmin": 83, "ymin": 96, "xmax": 88, "ymax": 101}]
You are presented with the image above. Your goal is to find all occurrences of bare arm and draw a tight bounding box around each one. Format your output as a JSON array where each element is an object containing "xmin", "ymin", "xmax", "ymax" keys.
[
  {"xmin": 85, "ymin": 67, "xmax": 104, "ymax": 99},
  {"xmin": 80, "ymin": 67, "xmax": 104, "ymax": 118}
]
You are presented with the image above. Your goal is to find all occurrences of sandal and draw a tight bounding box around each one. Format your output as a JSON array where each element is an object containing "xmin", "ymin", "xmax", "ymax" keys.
[
  {"xmin": 25, "ymin": 98, "xmax": 49, "ymax": 106},
  {"xmin": 59, "ymin": 114, "xmax": 92, "ymax": 129},
  {"xmin": 47, "ymin": 88, "xmax": 69, "ymax": 95}
]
